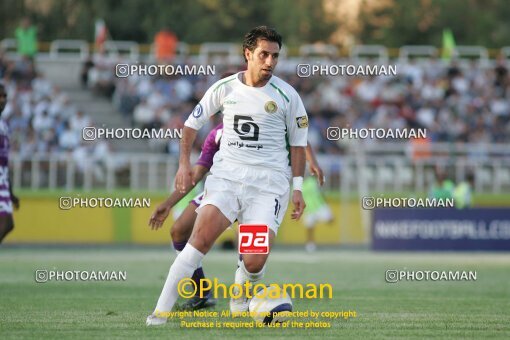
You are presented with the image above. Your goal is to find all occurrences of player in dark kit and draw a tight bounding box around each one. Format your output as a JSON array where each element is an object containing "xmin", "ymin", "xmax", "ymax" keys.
[{"xmin": 0, "ymin": 83, "xmax": 20, "ymax": 243}]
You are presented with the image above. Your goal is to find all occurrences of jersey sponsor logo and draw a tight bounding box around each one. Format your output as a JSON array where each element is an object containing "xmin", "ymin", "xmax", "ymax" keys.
[
  {"xmin": 227, "ymin": 139, "xmax": 263, "ymax": 150},
  {"xmin": 264, "ymin": 101, "xmax": 278, "ymax": 113},
  {"xmin": 238, "ymin": 224, "xmax": 269, "ymax": 254},
  {"xmin": 233, "ymin": 115, "xmax": 259, "ymax": 141},
  {"xmin": 192, "ymin": 103, "xmax": 203, "ymax": 118},
  {"xmin": 296, "ymin": 116, "xmax": 308, "ymax": 128}
]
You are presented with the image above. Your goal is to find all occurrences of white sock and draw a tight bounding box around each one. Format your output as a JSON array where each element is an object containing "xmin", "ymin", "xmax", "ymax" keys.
[
  {"xmin": 154, "ymin": 244, "xmax": 204, "ymax": 313},
  {"xmin": 234, "ymin": 261, "xmax": 265, "ymax": 294},
  {"xmin": 176, "ymin": 251, "xmax": 202, "ymax": 268}
]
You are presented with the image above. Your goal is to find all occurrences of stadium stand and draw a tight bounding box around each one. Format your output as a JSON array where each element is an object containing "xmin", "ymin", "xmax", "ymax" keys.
[{"xmin": 2, "ymin": 40, "xmax": 510, "ymax": 193}]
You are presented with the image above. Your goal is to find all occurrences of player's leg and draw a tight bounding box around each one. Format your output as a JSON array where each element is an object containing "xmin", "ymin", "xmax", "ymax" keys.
[
  {"xmin": 170, "ymin": 199, "xmax": 217, "ymax": 310},
  {"xmin": 305, "ymin": 227, "xmax": 316, "ymax": 252},
  {"xmin": 304, "ymin": 213, "xmax": 317, "ymax": 252},
  {"xmin": 231, "ymin": 182, "xmax": 289, "ymax": 314},
  {"xmin": 147, "ymin": 176, "xmax": 238, "ymax": 325},
  {"xmin": 231, "ymin": 228, "xmax": 276, "ymax": 314},
  {"xmin": 171, "ymin": 200, "xmax": 205, "ymax": 287},
  {"xmin": 318, "ymin": 203, "xmax": 334, "ymax": 224},
  {"xmin": 147, "ymin": 205, "xmax": 231, "ymax": 325},
  {"xmin": 170, "ymin": 202, "xmax": 197, "ymax": 246},
  {"xmin": 233, "ymin": 231, "xmax": 276, "ymax": 314},
  {"xmin": 0, "ymin": 214, "xmax": 14, "ymax": 243}
]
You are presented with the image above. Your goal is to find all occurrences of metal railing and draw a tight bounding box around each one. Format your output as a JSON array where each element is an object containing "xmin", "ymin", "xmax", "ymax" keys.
[
  {"xmin": 103, "ymin": 40, "xmax": 140, "ymax": 60},
  {"xmin": 49, "ymin": 39, "xmax": 89, "ymax": 60},
  {"xmin": 398, "ymin": 45, "xmax": 438, "ymax": 62},
  {"xmin": 299, "ymin": 44, "xmax": 339, "ymax": 60},
  {"xmin": 350, "ymin": 45, "xmax": 389, "ymax": 63},
  {"xmin": 4, "ymin": 38, "xmax": 510, "ymax": 63},
  {"xmin": 198, "ymin": 43, "xmax": 242, "ymax": 65},
  {"xmin": 10, "ymin": 143, "xmax": 510, "ymax": 194}
]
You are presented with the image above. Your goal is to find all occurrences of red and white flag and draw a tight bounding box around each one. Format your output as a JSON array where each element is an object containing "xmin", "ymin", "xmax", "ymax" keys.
[{"xmin": 94, "ymin": 19, "xmax": 108, "ymax": 52}]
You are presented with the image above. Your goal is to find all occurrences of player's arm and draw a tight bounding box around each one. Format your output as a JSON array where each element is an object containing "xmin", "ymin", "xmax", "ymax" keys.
[
  {"xmin": 175, "ymin": 126, "xmax": 198, "ymax": 193},
  {"xmin": 149, "ymin": 165, "xmax": 209, "ymax": 230},
  {"xmin": 287, "ymin": 92, "xmax": 309, "ymax": 220},
  {"xmin": 290, "ymin": 146, "xmax": 306, "ymax": 220},
  {"xmin": 177, "ymin": 82, "xmax": 223, "ymax": 193},
  {"xmin": 305, "ymin": 142, "xmax": 324, "ymax": 186}
]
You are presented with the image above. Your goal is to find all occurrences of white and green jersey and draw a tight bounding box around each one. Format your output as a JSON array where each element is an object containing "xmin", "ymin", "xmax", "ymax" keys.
[{"xmin": 184, "ymin": 72, "xmax": 308, "ymax": 174}]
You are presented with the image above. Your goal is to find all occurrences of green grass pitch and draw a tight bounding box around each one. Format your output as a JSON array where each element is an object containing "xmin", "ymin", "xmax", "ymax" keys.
[{"xmin": 1, "ymin": 247, "xmax": 509, "ymax": 339}]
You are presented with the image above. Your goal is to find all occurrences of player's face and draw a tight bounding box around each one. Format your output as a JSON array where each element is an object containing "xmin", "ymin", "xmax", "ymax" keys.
[
  {"xmin": 0, "ymin": 87, "xmax": 6, "ymax": 113},
  {"xmin": 246, "ymin": 39, "xmax": 280, "ymax": 81}
]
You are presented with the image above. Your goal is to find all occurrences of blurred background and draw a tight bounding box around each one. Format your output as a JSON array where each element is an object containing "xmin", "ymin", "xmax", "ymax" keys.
[{"xmin": 1, "ymin": 0, "xmax": 509, "ymax": 249}]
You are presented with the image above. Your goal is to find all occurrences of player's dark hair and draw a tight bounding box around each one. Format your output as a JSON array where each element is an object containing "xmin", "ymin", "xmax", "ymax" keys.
[{"xmin": 242, "ymin": 26, "xmax": 282, "ymax": 62}]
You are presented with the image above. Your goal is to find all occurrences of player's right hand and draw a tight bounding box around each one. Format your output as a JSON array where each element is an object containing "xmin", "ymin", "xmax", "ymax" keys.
[
  {"xmin": 148, "ymin": 202, "xmax": 171, "ymax": 230},
  {"xmin": 291, "ymin": 190, "xmax": 306, "ymax": 220},
  {"xmin": 175, "ymin": 163, "xmax": 194, "ymax": 193}
]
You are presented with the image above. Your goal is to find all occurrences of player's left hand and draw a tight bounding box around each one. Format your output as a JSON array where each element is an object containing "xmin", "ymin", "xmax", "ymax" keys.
[
  {"xmin": 11, "ymin": 195, "xmax": 19, "ymax": 210},
  {"xmin": 309, "ymin": 162, "xmax": 325, "ymax": 186},
  {"xmin": 291, "ymin": 190, "xmax": 306, "ymax": 220},
  {"xmin": 148, "ymin": 202, "xmax": 171, "ymax": 230}
]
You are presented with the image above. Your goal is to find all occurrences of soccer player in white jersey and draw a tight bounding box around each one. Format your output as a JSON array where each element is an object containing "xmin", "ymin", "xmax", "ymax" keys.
[{"xmin": 147, "ymin": 26, "xmax": 308, "ymax": 325}]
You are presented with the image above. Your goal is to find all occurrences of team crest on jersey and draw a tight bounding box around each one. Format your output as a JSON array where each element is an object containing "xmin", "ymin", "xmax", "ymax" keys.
[
  {"xmin": 192, "ymin": 103, "xmax": 203, "ymax": 118},
  {"xmin": 264, "ymin": 101, "xmax": 278, "ymax": 113},
  {"xmin": 296, "ymin": 116, "xmax": 308, "ymax": 128}
]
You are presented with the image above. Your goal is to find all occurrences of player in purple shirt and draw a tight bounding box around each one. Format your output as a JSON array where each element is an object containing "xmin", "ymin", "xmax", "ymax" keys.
[{"xmin": 0, "ymin": 83, "xmax": 20, "ymax": 244}]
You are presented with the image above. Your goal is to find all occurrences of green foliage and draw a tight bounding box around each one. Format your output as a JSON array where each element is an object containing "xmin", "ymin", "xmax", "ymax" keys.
[
  {"xmin": 1, "ymin": 0, "xmax": 509, "ymax": 48},
  {"xmin": 1, "ymin": 0, "xmax": 337, "ymax": 45},
  {"xmin": 360, "ymin": 0, "xmax": 510, "ymax": 48}
]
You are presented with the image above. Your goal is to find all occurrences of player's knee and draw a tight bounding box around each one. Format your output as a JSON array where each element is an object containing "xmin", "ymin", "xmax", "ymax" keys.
[
  {"xmin": 243, "ymin": 258, "xmax": 266, "ymax": 273},
  {"xmin": 188, "ymin": 234, "xmax": 212, "ymax": 254},
  {"xmin": 170, "ymin": 220, "xmax": 187, "ymax": 242}
]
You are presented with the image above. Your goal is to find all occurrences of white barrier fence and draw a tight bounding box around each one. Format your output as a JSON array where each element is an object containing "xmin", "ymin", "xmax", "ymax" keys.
[
  {"xmin": 3, "ymin": 38, "xmax": 510, "ymax": 65},
  {"xmin": 10, "ymin": 143, "xmax": 510, "ymax": 194}
]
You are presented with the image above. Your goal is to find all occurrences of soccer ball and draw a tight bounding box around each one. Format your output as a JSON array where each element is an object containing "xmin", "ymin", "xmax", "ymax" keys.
[{"xmin": 249, "ymin": 285, "xmax": 292, "ymax": 325}]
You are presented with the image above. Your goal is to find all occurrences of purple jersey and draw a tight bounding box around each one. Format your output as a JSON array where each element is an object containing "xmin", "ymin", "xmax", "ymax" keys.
[
  {"xmin": 0, "ymin": 120, "xmax": 12, "ymax": 214},
  {"xmin": 196, "ymin": 123, "xmax": 223, "ymax": 169}
]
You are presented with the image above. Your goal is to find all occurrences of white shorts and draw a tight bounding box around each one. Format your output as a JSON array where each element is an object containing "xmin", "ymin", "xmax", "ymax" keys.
[
  {"xmin": 304, "ymin": 205, "xmax": 333, "ymax": 229},
  {"xmin": 198, "ymin": 162, "xmax": 290, "ymax": 235}
]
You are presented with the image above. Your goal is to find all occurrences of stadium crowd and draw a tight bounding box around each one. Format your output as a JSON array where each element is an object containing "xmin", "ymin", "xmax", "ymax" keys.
[
  {"xmin": 90, "ymin": 56, "xmax": 510, "ymax": 156},
  {"xmin": 2, "ymin": 48, "xmax": 509, "ymax": 159},
  {"xmin": 0, "ymin": 51, "xmax": 120, "ymax": 184}
]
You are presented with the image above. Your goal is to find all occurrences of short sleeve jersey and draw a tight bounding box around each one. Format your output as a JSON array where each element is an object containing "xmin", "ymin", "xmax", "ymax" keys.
[{"xmin": 185, "ymin": 72, "xmax": 308, "ymax": 173}]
